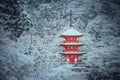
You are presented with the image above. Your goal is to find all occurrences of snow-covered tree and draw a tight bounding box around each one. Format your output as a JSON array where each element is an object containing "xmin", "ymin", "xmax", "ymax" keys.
[{"xmin": 0, "ymin": 0, "xmax": 31, "ymax": 41}]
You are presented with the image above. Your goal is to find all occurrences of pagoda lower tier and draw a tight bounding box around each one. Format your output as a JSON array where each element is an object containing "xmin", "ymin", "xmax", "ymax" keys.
[
  {"xmin": 59, "ymin": 43, "xmax": 85, "ymax": 64},
  {"xmin": 60, "ymin": 52, "xmax": 85, "ymax": 64}
]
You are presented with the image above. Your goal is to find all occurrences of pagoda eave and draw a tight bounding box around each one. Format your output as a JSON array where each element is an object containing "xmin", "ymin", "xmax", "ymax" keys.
[
  {"xmin": 60, "ymin": 43, "xmax": 84, "ymax": 46},
  {"xmin": 60, "ymin": 52, "xmax": 85, "ymax": 54},
  {"xmin": 60, "ymin": 53, "xmax": 85, "ymax": 57},
  {"xmin": 59, "ymin": 35, "xmax": 83, "ymax": 38}
]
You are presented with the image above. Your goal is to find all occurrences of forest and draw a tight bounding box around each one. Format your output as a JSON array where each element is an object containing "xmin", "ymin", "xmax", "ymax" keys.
[{"xmin": 0, "ymin": 0, "xmax": 120, "ymax": 80}]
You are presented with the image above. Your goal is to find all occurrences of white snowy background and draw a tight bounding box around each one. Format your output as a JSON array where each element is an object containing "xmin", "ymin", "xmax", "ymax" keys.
[{"xmin": 0, "ymin": 0, "xmax": 120, "ymax": 80}]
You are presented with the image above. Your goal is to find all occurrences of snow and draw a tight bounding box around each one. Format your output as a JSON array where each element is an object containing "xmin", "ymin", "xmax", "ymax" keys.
[
  {"xmin": 0, "ymin": 0, "xmax": 120, "ymax": 80},
  {"xmin": 61, "ymin": 28, "xmax": 83, "ymax": 36},
  {"xmin": 60, "ymin": 52, "xmax": 85, "ymax": 54}
]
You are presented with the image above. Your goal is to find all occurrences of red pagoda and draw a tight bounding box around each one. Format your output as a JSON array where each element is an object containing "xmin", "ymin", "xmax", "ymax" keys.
[{"xmin": 59, "ymin": 28, "xmax": 85, "ymax": 64}]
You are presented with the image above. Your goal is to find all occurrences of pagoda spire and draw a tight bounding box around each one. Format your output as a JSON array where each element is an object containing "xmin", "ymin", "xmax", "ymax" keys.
[{"xmin": 69, "ymin": 10, "xmax": 72, "ymax": 28}]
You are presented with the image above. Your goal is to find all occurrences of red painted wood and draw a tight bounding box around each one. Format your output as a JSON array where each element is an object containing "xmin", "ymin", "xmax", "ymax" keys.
[
  {"xmin": 70, "ymin": 57, "xmax": 74, "ymax": 64},
  {"xmin": 60, "ymin": 35, "xmax": 84, "ymax": 64}
]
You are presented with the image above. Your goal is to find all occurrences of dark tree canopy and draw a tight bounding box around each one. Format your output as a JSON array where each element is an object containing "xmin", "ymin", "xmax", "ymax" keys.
[{"xmin": 0, "ymin": 0, "xmax": 31, "ymax": 41}]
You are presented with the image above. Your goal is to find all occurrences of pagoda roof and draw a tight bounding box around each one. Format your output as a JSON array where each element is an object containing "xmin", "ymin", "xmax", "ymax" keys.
[
  {"xmin": 61, "ymin": 28, "xmax": 83, "ymax": 36},
  {"xmin": 60, "ymin": 43, "xmax": 84, "ymax": 46},
  {"xmin": 60, "ymin": 52, "xmax": 85, "ymax": 54}
]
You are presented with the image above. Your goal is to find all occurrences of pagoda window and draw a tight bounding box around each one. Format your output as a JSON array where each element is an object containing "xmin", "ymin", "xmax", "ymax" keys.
[
  {"xmin": 74, "ymin": 55, "xmax": 78, "ymax": 62},
  {"xmin": 66, "ymin": 55, "xmax": 69, "ymax": 62},
  {"xmin": 74, "ymin": 58, "xmax": 77, "ymax": 62},
  {"xmin": 66, "ymin": 58, "xmax": 69, "ymax": 62},
  {"xmin": 74, "ymin": 58, "xmax": 78, "ymax": 63}
]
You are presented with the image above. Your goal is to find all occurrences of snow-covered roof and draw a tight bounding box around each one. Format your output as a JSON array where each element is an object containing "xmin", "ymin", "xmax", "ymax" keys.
[
  {"xmin": 60, "ymin": 43, "xmax": 84, "ymax": 46},
  {"xmin": 60, "ymin": 52, "xmax": 85, "ymax": 54},
  {"xmin": 61, "ymin": 28, "xmax": 83, "ymax": 36}
]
